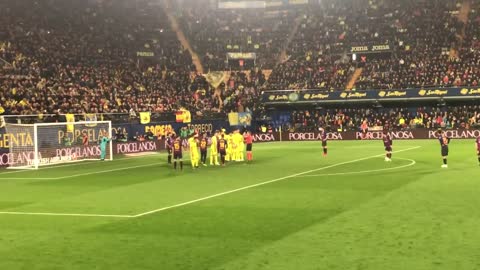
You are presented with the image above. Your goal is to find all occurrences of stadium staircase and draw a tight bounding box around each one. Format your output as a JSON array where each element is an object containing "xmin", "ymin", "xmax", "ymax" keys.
[
  {"xmin": 449, "ymin": 0, "xmax": 471, "ymax": 59},
  {"xmin": 346, "ymin": 68, "xmax": 363, "ymax": 90},
  {"xmin": 278, "ymin": 15, "xmax": 303, "ymax": 64},
  {"xmin": 163, "ymin": 0, "xmax": 204, "ymax": 73}
]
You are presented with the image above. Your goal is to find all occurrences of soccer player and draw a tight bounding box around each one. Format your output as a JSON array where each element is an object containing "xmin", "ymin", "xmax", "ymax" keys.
[
  {"xmin": 438, "ymin": 130, "xmax": 450, "ymax": 168},
  {"xmin": 225, "ymin": 132, "xmax": 233, "ymax": 162},
  {"xmin": 361, "ymin": 120, "xmax": 368, "ymax": 140},
  {"xmin": 173, "ymin": 135, "xmax": 183, "ymax": 170},
  {"xmin": 165, "ymin": 133, "xmax": 174, "ymax": 164},
  {"xmin": 188, "ymin": 135, "xmax": 200, "ymax": 169},
  {"xmin": 82, "ymin": 132, "xmax": 89, "ymax": 146},
  {"xmin": 244, "ymin": 131, "xmax": 253, "ymax": 162},
  {"xmin": 382, "ymin": 131, "xmax": 393, "ymax": 162},
  {"xmin": 99, "ymin": 132, "xmax": 111, "ymax": 161},
  {"xmin": 476, "ymin": 135, "xmax": 480, "ymax": 166},
  {"xmin": 320, "ymin": 128, "xmax": 328, "ymax": 156},
  {"xmin": 199, "ymin": 133, "xmax": 208, "ymax": 166},
  {"xmin": 218, "ymin": 134, "xmax": 227, "ymax": 166},
  {"xmin": 210, "ymin": 131, "xmax": 219, "ymax": 165},
  {"xmin": 237, "ymin": 129, "xmax": 245, "ymax": 161}
]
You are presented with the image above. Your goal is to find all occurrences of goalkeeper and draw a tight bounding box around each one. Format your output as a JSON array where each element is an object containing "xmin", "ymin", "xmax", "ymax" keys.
[{"xmin": 99, "ymin": 133, "xmax": 111, "ymax": 161}]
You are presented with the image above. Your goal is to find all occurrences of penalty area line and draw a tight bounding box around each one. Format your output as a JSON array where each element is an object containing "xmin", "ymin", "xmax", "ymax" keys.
[{"xmin": 132, "ymin": 146, "xmax": 421, "ymax": 218}]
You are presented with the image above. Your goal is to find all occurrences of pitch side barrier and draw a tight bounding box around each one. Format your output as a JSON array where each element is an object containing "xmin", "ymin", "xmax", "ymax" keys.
[
  {"xmin": 0, "ymin": 120, "xmax": 229, "ymax": 167},
  {"xmin": 252, "ymin": 129, "xmax": 480, "ymax": 143},
  {"xmin": 0, "ymin": 140, "xmax": 166, "ymax": 167}
]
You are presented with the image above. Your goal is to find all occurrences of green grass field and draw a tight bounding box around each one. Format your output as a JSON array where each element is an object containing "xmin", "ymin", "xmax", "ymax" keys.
[{"xmin": 1, "ymin": 140, "xmax": 479, "ymax": 270}]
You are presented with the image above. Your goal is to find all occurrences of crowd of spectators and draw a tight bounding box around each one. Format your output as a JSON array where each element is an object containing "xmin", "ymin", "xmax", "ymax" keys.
[
  {"xmin": 1, "ymin": 0, "xmax": 480, "ymax": 121},
  {"xmin": 174, "ymin": 0, "xmax": 297, "ymax": 71},
  {"xmin": 265, "ymin": 0, "xmax": 480, "ymax": 91},
  {"xmin": 288, "ymin": 105, "xmax": 480, "ymax": 132}
]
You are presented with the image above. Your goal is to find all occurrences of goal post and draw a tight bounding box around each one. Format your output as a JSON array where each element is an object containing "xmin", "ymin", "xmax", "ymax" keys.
[{"xmin": 4, "ymin": 121, "xmax": 113, "ymax": 169}]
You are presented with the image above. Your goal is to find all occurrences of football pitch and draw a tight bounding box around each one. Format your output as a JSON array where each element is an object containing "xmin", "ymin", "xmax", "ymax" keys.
[{"xmin": 0, "ymin": 140, "xmax": 479, "ymax": 270}]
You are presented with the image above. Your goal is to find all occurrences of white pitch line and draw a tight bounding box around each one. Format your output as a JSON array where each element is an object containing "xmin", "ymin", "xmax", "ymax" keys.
[
  {"xmin": 0, "ymin": 163, "xmax": 161, "ymax": 180},
  {"xmin": 0, "ymin": 154, "xmax": 159, "ymax": 176},
  {"xmin": 0, "ymin": 211, "xmax": 133, "ymax": 218},
  {"xmin": 297, "ymin": 157, "xmax": 416, "ymax": 177},
  {"xmin": 0, "ymin": 146, "xmax": 420, "ymax": 218},
  {"xmin": 0, "ymin": 143, "xmax": 284, "ymax": 177},
  {"xmin": 132, "ymin": 146, "xmax": 421, "ymax": 218}
]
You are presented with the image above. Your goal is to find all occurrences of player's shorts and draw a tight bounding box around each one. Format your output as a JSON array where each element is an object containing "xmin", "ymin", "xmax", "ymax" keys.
[
  {"xmin": 246, "ymin": 144, "xmax": 252, "ymax": 151},
  {"xmin": 385, "ymin": 146, "xmax": 392, "ymax": 152},
  {"xmin": 322, "ymin": 141, "xmax": 327, "ymax": 147},
  {"xmin": 166, "ymin": 147, "xmax": 172, "ymax": 154},
  {"xmin": 219, "ymin": 150, "xmax": 226, "ymax": 156},
  {"xmin": 200, "ymin": 149, "xmax": 207, "ymax": 154},
  {"xmin": 362, "ymin": 128, "xmax": 368, "ymax": 134},
  {"xmin": 210, "ymin": 150, "xmax": 217, "ymax": 156},
  {"xmin": 173, "ymin": 152, "xmax": 183, "ymax": 160},
  {"xmin": 441, "ymin": 146, "xmax": 449, "ymax": 157}
]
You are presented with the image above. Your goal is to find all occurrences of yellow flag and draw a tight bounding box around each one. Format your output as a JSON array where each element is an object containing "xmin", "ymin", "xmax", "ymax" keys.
[
  {"xmin": 183, "ymin": 110, "xmax": 191, "ymax": 123},
  {"xmin": 65, "ymin": 114, "xmax": 75, "ymax": 133},
  {"xmin": 204, "ymin": 71, "xmax": 226, "ymax": 88},
  {"xmin": 140, "ymin": 112, "xmax": 150, "ymax": 124},
  {"xmin": 84, "ymin": 113, "xmax": 97, "ymax": 127}
]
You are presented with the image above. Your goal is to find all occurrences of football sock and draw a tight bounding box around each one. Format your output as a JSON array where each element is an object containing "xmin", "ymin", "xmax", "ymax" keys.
[
  {"xmin": 174, "ymin": 161, "xmax": 177, "ymax": 169},
  {"xmin": 168, "ymin": 155, "xmax": 172, "ymax": 164},
  {"xmin": 443, "ymin": 158, "xmax": 447, "ymax": 165},
  {"xmin": 323, "ymin": 148, "xmax": 327, "ymax": 155},
  {"xmin": 180, "ymin": 161, "xmax": 183, "ymax": 170}
]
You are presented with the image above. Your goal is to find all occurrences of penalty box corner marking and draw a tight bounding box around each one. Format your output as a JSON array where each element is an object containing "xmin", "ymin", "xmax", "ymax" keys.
[{"xmin": 0, "ymin": 146, "xmax": 421, "ymax": 218}]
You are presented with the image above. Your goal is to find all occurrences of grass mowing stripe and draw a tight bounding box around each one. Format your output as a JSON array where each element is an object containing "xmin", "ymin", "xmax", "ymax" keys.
[
  {"xmin": 0, "ymin": 154, "xmax": 161, "ymax": 176},
  {"xmin": 132, "ymin": 146, "xmax": 421, "ymax": 218},
  {"xmin": 297, "ymin": 157, "xmax": 416, "ymax": 177},
  {"xmin": 0, "ymin": 146, "xmax": 420, "ymax": 218},
  {"xmin": 0, "ymin": 163, "xmax": 162, "ymax": 180},
  {"xmin": 0, "ymin": 211, "xmax": 133, "ymax": 218}
]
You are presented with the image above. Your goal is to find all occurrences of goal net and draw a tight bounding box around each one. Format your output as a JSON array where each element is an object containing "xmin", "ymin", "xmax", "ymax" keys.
[{"xmin": 4, "ymin": 121, "xmax": 113, "ymax": 169}]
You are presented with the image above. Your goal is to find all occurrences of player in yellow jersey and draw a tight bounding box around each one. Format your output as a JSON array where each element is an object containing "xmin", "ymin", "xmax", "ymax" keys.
[
  {"xmin": 237, "ymin": 129, "xmax": 245, "ymax": 161},
  {"xmin": 188, "ymin": 135, "xmax": 200, "ymax": 169},
  {"xmin": 232, "ymin": 130, "xmax": 242, "ymax": 161},
  {"xmin": 210, "ymin": 131, "xmax": 220, "ymax": 165}
]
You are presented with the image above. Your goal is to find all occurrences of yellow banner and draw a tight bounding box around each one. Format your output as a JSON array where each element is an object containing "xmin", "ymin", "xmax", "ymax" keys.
[
  {"xmin": 140, "ymin": 112, "xmax": 151, "ymax": 124},
  {"xmin": 228, "ymin": 112, "xmax": 239, "ymax": 126},
  {"xmin": 84, "ymin": 113, "xmax": 97, "ymax": 127},
  {"xmin": 65, "ymin": 114, "xmax": 75, "ymax": 133}
]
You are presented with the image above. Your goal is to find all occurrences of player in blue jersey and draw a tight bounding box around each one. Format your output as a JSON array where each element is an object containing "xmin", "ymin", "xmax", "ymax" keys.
[
  {"xmin": 319, "ymin": 128, "xmax": 328, "ymax": 157},
  {"xmin": 165, "ymin": 132, "xmax": 174, "ymax": 164},
  {"xmin": 382, "ymin": 131, "xmax": 393, "ymax": 162},
  {"xmin": 438, "ymin": 130, "xmax": 450, "ymax": 168}
]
